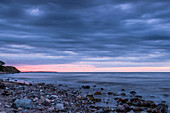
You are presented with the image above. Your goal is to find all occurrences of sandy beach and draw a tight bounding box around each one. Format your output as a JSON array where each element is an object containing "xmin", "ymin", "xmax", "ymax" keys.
[{"xmin": 0, "ymin": 78, "xmax": 169, "ymax": 113}]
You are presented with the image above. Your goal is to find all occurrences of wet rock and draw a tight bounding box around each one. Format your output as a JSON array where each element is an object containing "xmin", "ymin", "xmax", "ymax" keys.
[
  {"xmin": 33, "ymin": 97, "xmax": 39, "ymax": 102},
  {"xmin": 51, "ymin": 95, "xmax": 59, "ymax": 98},
  {"xmin": 130, "ymin": 91, "xmax": 136, "ymax": 95},
  {"xmin": 94, "ymin": 92, "xmax": 102, "ymax": 95},
  {"xmin": 1, "ymin": 90, "xmax": 10, "ymax": 96},
  {"xmin": 116, "ymin": 105, "xmax": 125, "ymax": 112},
  {"xmin": 121, "ymin": 89, "xmax": 125, "ymax": 91},
  {"xmin": 123, "ymin": 103, "xmax": 130, "ymax": 111},
  {"xmin": 4, "ymin": 105, "xmax": 10, "ymax": 108},
  {"xmin": 12, "ymin": 99, "xmax": 33, "ymax": 108},
  {"xmin": 48, "ymin": 107, "xmax": 55, "ymax": 112},
  {"xmin": 121, "ymin": 93, "xmax": 126, "ymax": 96},
  {"xmin": 162, "ymin": 94, "xmax": 169, "ymax": 97},
  {"xmin": 157, "ymin": 103, "xmax": 168, "ymax": 113},
  {"xmin": 147, "ymin": 108, "xmax": 152, "ymax": 112},
  {"xmin": 121, "ymin": 98, "xmax": 129, "ymax": 103},
  {"xmin": 130, "ymin": 97, "xmax": 139, "ymax": 102},
  {"xmin": 146, "ymin": 100, "xmax": 157, "ymax": 108},
  {"xmin": 86, "ymin": 94, "xmax": 93, "ymax": 98},
  {"xmin": 37, "ymin": 105, "xmax": 43, "ymax": 110},
  {"xmin": 42, "ymin": 101, "xmax": 51, "ymax": 106},
  {"xmin": 92, "ymin": 98, "xmax": 101, "ymax": 102},
  {"xmin": 56, "ymin": 103, "xmax": 64, "ymax": 110},
  {"xmin": 113, "ymin": 92, "xmax": 119, "ymax": 96},
  {"xmin": 133, "ymin": 107, "xmax": 143, "ymax": 112},
  {"xmin": 135, "ymin": 95, "xmax": 142, "ymax": 98},
  {"xmin": 0, "ymin": 83, "xmax": 6, "ymax": 89},
  {"xmin": 18, "ymin": 107, "xmax": 23, "ymax": 111},
  {"xmin": 82, "ymin": 85, "xmax": 90, "ymax": 89},
  {"xmin": 108, "ymin": 92, "xmax": 113, "ymax": 95},
  {"xmin": 150, "ymin": 95, "xmax": 155, "ymax": 98}
]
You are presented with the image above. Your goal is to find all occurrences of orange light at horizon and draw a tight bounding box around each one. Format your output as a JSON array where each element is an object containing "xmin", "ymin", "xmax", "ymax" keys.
[{"xmin": 16, "ymin": 64, "xmax": 170, "ymax": 72}]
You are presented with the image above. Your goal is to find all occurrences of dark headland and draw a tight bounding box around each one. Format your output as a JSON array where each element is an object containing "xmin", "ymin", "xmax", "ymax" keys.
[{"xmin": 0, "ymin": 61, "xmax": 20, "ymax": 74}]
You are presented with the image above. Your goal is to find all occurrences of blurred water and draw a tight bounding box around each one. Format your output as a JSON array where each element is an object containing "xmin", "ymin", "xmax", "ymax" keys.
[{"xmin": 1, "ymin": 72, "xmax": 170, "ymax": 106}]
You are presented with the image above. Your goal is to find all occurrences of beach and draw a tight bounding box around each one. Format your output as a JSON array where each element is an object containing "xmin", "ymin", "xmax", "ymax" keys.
[{"xmin": 0, "ymin": 72, "xmax": 169, "ymax": 113}]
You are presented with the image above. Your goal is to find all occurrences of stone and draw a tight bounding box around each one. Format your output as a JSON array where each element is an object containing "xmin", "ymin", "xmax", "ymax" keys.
[
  {"xmin": 121, "ymin": 93, "xmax": 126, "ymax": 96},
  {"xmin": 92, "ymin": 98, "xmax": 101, "ymax": 102},
  {"xmin": 116, "ymin": 105, "xmax": 125, "ymax": 112},
  {"xmin": 123, "ymin": 104, "xmax": 130, "ymax": 110},
  {"xmin": 157, "ymin": 103, "xmax": 168, "ymax": 113},
  {"xmin": 135, "ymin": 95, "xmax": 142, "ymax": 98},
  {"xmin": 1, "ymin": 90, "xmax": 11, "ymax": 96},
  {"xmin": 162, "ymin": 94, "xmax": 169, "ymax": 97},
  {"xmin": 121, "ymin": 89, "xmax": 125, "ymax": 91},
  {"xmin": 82, "ymin": 85, "xmax": 90, "ymax": 89},
  {"xmin": 33, "ymin": 97, "xmax": 39, "ymax": 102},
  {"xmin": 0, "ymin": 83, "xmax": 6, "ymax": 89},
  {"xmin": 51, "ymin": 95, "xmax": 59, "ymax": 98},
  {"xmin": 48, "ymin": 107, "xmax": 55, "ymax": 112},
  {"xmin": 147, "ymin": 108, "xmax": 152, "ymax": 112},
  {"xmin": 94, "ymin": 92, "xmax": 102, "ymax": 95},
  {"xmin": 108, "ymin": 92, "xmax": 113, "ymax": 95},
  {"xmin": 12, "ymin": 99, "xmax": 33, "ymax": 108},
  {"xmin": 133, "ymin": 107, "xmax": 143, "ymax": 112},
  {"xmin": 56, "ymin": 103, "xmax": 64, "ymax": 110},
  {"xmin": 18, "ymin": 107, "xmax": 23, "ymax": 111},
  {"xmin": 121, "ymin": 98, "xmax": 128, "ymax": 103},
  {"xmin": 130, "ymin": 91, "xmax": 136, "ymax": 95}
]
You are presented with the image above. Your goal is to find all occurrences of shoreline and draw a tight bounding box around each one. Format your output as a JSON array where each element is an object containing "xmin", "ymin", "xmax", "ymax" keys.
[{"xmin": 0, "ymin": 78, "xmax": 169, "ymax": 112}]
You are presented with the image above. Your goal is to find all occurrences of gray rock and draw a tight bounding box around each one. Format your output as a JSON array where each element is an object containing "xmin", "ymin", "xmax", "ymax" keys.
[
  {"xmin": 116, "ymin": 105, "xmax": 125, "ymax": 112},
  {"xmin": 12, "ymin": 99, "xmax": 33, "ymax": 108},
  {"xmin": 56, "ymin": 103, "xmax": 64, "ymax": 110}
]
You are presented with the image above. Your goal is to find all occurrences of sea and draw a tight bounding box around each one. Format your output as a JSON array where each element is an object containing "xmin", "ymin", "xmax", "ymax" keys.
[{"xmin": 0, "ymin": 72, "xmax": 170, "ymax": 107}]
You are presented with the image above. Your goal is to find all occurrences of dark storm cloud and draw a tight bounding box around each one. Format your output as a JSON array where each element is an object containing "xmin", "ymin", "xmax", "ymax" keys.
[{"xmin": 0, "ymin": 0, "xmax": 170, "ymax": 67}]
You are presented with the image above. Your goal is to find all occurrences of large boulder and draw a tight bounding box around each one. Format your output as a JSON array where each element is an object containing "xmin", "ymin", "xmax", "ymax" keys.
[{"xmin": 12, "ymin": 99, "xmax": 33, "ymax": 108}]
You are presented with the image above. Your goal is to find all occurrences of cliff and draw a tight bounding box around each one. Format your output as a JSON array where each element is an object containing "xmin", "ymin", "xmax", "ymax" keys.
[{"xmin": 0, "ymin": 66, "xmax": 20, "ymax": 74}]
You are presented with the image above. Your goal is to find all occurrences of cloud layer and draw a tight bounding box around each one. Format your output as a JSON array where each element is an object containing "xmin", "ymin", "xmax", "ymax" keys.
[{"xmin": 0, "ymin": 0, "xmax": 170, "ymax": 71}]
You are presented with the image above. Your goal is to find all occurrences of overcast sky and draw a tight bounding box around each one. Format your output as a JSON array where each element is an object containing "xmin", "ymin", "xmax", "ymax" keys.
[{"xmin": 0, "ymin": 0, "xmax": 170, "ymax": 72}]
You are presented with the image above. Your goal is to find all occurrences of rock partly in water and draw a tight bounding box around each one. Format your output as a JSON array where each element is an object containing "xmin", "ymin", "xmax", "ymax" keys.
[{"xmin": 82, "ymin": 85, "xmax": 90, "ymax": 89}]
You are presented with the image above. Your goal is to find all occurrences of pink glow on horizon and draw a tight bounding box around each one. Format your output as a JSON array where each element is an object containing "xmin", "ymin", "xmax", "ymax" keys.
[
  {"xmin": 16, "ymin": 64, "xmax": 95, "ymax": 72},
  {"xmin": 16, "ymin": 64, "xmax": 170, "ymax": 72}
]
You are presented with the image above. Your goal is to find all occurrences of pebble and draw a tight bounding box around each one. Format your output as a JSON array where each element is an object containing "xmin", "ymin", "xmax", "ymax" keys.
[{"xmin": 94, "ymin": 92, "xmax": 102, "ymax": 95}]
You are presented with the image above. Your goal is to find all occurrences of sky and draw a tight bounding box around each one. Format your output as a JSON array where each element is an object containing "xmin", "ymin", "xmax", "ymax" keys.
[{"xmin": 0, "ymin": 0, "xmax": 170, "ymax": 72}]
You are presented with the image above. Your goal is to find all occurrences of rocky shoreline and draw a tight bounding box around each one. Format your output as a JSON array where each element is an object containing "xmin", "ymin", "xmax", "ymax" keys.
[{"xmin": 0, "ymin": 78, "xmax": 169, "ymax": 113}]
